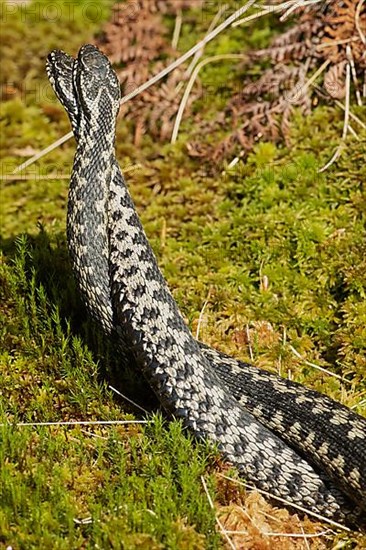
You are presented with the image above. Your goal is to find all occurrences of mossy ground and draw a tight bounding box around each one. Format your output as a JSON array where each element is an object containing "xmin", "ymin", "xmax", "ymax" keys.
[{"xmin": 1, "ymin": 1, "xmax": 366, "ymax": 548}]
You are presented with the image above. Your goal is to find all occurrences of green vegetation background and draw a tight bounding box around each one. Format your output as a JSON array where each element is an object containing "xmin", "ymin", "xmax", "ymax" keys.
[{"xmin": 0, "ymin": 0, "xmax": 365, "ymax": 548}]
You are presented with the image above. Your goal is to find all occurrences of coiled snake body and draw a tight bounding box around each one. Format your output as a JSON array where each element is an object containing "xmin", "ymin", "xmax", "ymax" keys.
[{"xmin": 46, "ymin": 45, "xmax": 366, "ymax": 525}]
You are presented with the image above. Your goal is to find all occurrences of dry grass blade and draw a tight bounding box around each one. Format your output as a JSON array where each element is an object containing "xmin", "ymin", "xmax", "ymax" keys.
[
  {"xmin": 80, "ymin": 429, "xmax": 108, "ymax": 441},
  {"xmin": 299, "ymin": 521, "xmax": 311, "ymax": 550},
  {"xmin": 233, "ymin": 0, "xmax": 298, "ymax": 26},
  {"xmin": 193, "ymin": 0, "xmax": 366, "ymax": 164},
  {"xmin": 293, "ymin": 59, "xmax": 331, "ymax": 100},
  {"xmin": 73, "ymin": 517, "xmax": 93, "ymax": 525},
  {"xmin": 246, "ymin": 324, "xmax": 254, "ymax": 362},
  {"xmin": 335, "ymin": 100, "xmax": 366, "ymax": 129},
  {"xmin": 201, "ymin": 476, "xmax": 237, "ymax": 550},
  {"xmin": 171, "ymin": 54, "xmax": 247, "ymax": 144},
  {"xmin": 224, "ymin": 527, "xmax": 331, "ymax": 538},
  {"xmin": 195, "ymin": 287, "xmax": 213, "ymax": 340},
  {"xmin": 280, "ymin": 0, "xmax": 323, "ymax": 22},
  {"xmin": 356, "ymin": 0, "xmax": 366, "ymax": 44},
  {"xmin": 1, "ymin": 174, "xmax": 71, "ymax": 181},
  {"xmin": 13, "ymin": 131, "xmax": 73, "ymax": 174},
  {"xmin": 319, "ymin": 63, "xmax": 351, "ymax": 172},
  {"xmin": 4, "ymin": 163, "xmax": 140, "ymax": 182},
  {"xmin": 313, "ymin": 84, "xmax": 366, "ymax": 129},
  {"xmin": 348, "ymin": 123, "xmax": 360, "ymax": 139},
  {"xmin": 171, "ymin": 9, "xmax": 182, "ymax": 49},
  {"xmin": 109, "ymin": 384, "xmax": 149, "ymax": 414},
  {"xmin": 186, "ymin": 3, "xmax": 230, "ymax": 76},
  {"xmin": 352, "ymin": 398, "xmax": 366, "ymax": 409},
  {"xmin": 347, "ymin": 44, "xmax": 363, "ymax": 105},
  {"xmin": 288, "ymin": 345, "xmax": 352, "ymax": 383},
  {"xmin": 1, "ymin": 420, "xmax": 147, "ymax": 427},
  {"xmin": 11, "ymin": 0, "xmax": 257, "ymax": 175}
]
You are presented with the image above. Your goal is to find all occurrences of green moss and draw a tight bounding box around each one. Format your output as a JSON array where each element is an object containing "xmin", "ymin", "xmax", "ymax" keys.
[{"xmin": 0, "ymin": 237, "xmax": 219, "ymax": 549}]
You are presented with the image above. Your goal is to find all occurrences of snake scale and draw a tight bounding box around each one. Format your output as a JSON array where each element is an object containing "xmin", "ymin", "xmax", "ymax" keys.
[{"xmin": 46, "ymin": 44, "xmax": 366, "ymax": 525}]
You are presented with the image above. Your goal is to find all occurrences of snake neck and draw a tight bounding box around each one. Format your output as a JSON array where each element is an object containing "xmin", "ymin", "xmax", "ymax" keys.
[{"xmin": 67, "ymin": 115, "xmax": 116, "ymax": 334}]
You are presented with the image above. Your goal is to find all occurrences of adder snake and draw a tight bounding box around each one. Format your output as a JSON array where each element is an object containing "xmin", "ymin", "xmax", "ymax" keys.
[{"xmin": 46, "ymin": 44, "xmax": 366, "ymax": 525}]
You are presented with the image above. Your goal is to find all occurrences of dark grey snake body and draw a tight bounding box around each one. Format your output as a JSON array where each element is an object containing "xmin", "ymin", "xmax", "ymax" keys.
[{"xmin": 46, "ymin": 45, "xmax": 366, "ymax": 525}]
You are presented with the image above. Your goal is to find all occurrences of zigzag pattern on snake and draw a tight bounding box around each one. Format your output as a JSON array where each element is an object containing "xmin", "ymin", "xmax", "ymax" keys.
[{"xmin": 46, "ymin": 44, "xmax": 366, "ymax": 524}]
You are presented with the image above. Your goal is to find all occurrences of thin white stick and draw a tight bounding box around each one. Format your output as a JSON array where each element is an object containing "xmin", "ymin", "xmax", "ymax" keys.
[
  {"xmin": 74, "ymin": 517, "xmax": 93, "ymax": 525},
  {"xmin": 233, "ymin": 0, "xmax": 299, "ymax": 26},
  {"xmin": 109, "ymin": 384, "xmax": 148, "ymax": 414},
  {"xmin": 12, "ymin": 0, "xmax": 257, "ymax": 174},
  {"xmin": 171, "ymin": 9, "xmax": 182, "ymax": 50},
  {"xmin": 355, "ymin": 0, "xmax": 366, "ymax": 45},
  {"xmin": 319, "ymin": 63, "xmax": 351, "ymax": 173},
  {"xmin": 2, "ymin": 163, "xmax": 140, "ymax": 181},
  {"xmin": 171, "ymin": 54, "xmax": 247, "ymax": 143},
  {"xmin": 195, "ymin": 287, "xmax": 212, "ymax": 340},
  {"xmin": 298, "ymin": 520, "xmax": 311, "ymax": 550},
  {"xmin": 200, "ymin": 476, "xmax": 237, "ymax": 550},
  {"xmin": 217, "ymin": 474, "xmax": 351, "ymax": 532},
  {"xmin": 260, "ymin": 0, "xmax": 296, "ymax": 8},
  {"xmin": 1, "ymin": 174, "xmax": 71, "ymax": 181},
  {"xmin": 233, "ymin": 7, "xmax": 284, "ymax": 27},
  {"xmin": 351, "ymin": 398, "xmax": 366, "ymax": 409},
  {"xmin": 313, "ymin": 84, "xmax": 366, "ymax": 130},
  {"xmin": 316, "ymin": 37, "xmax": 360, "ymax": 50},
  {"xmin": 319, "ymin": 139, "xmax": 345, "ymax": 173},
  {"xmin": 292, "ymin": 59, "xmax": 331, "ymax": 102},
  {"xmin": 0, "ymin": 420, "xmax": 147, "ymax": 427},
  {"xmin": 246, "ymin": 324, "xmax": 254, "ymax": 362},
  {"xmin": 348, "ymin": 124, "xmax": 359, "ymax": 140},
  {"xmin": 13, "ymin": 131, "xmax": 74, "ymax": 174},
  {"xmin": 227, "ymin": 157, "xmax": 240, "ymax": 169},
  {"xmin": 186, "ymin": 3, "xmax": 229, "ymax": 76},
  {"xmin": 80, "ymin": 429, "xmax": 108, "ymax": 440},
  {"xmin": 346, "ymin": 44, "xmax": 362, "ymax": 106},
  {"xmin": 280, "ymin": 0, "xmax": 323, "ymax": 21},
  {"xmin": 336, "ymin": 63, "xmax": 351, "ymax": 143},
  {"xmin": 288, "ymin": 344, "xmax": 350, "ymax": 383},
  {"xmin": 339, "ymin": 105, "xmax": 365, "ymax": 130},
  {"xmin": 225, "ymin": 529, "xmax": 331, "ymax": 538}
]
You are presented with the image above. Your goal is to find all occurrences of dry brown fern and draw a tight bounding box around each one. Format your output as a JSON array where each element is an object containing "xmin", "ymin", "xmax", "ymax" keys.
[
  {"xmin": 322, "ymin": 0, "xmax": 365, "ymax": 67},
  {"xmin": 96, "ymin": 0, "xmax": 203, "ymax": 145},
  {"xmin": 189, "ymin": 0, "xmax": 365, "ymax": 163},
  {"xmin": 96, "ymin": 0, "xmax": 365, "ymax": 161}
]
